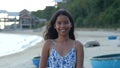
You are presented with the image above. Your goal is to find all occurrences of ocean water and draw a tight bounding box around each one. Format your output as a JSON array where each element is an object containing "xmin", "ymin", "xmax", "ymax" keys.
[{"xmin": 0, "ymin": 33, "xmax": 43, "ymax": 57}]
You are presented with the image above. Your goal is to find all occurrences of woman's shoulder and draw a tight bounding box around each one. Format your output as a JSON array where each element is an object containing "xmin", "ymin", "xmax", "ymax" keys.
[
  {"xmin": 43, "ymin": 39, "xmax": 54, "ymax": 49},
  {"xmin": 74, "ymin": 40, "xmax": 83, "ymax": 48},
  {"xmin": 44, "ymin": 39, "xmax": 54, "ymax": 45},
  {"xmin": 74, "ymin": 40, "xmax": 84, "ymax": 56}
]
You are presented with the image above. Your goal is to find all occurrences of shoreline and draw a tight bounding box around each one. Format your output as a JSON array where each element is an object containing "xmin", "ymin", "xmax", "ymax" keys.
[
  {"xmin": 0, "ymin": 29, "xmax": 44, "ymax": 68},
  {"xmin": 0, "ymin": 40, "xmax": 44, "ymax": 68},
  {"xmin": 0, "ymin": 30, "xmax": 43, "ymax": 57}
]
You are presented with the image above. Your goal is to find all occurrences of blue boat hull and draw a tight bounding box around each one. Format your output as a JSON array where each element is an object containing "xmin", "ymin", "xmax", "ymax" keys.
[{"xmin": 91, "ymin": 54, "xmax": 120, "ymax": 68}]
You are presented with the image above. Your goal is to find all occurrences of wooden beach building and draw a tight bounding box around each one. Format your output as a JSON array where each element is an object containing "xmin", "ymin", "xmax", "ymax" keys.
[{"xmin": 19, "ymin": 9, "xmax": 47, "ymax": 29}]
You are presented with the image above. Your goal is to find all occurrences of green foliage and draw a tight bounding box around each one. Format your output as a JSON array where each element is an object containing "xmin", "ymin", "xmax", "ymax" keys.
[
  {"xmin": 100, "ymin": 0, "xmax": 120, "ymax": 28},
  {"xmin": 75, "ymin": 17, "xmax": 83, "ymax": 27},
  {"xmin": 32, "ymin": 0, "xmax": 120, "ymax": 28},
  {"xmin": 32, "ymin": 6, "xmax": 57, "ymax": 20}
]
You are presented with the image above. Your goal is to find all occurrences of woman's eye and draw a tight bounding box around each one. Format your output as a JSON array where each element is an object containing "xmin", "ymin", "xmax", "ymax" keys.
[
  {"xmin": 64, "ymin": 21, "xmax": 69, "ymax": 24},
  {"xmin": 56, "ymin": 21, "xmax": 69, "ymax": 25},
  {"xmin": 57, "ymin": 22, "xmax": 61, "ymax": 25}
]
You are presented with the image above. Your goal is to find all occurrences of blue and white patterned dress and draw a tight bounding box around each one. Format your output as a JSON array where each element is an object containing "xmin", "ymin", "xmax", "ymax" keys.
[{"xmin": 48, "ymin": 41, "xmax": 77, "ymax": 68}]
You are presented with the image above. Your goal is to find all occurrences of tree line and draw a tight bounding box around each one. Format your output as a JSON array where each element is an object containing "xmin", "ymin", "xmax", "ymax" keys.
[{"xmin": 32, "ymin": 0, "xmax": 120, "ymax": 29}]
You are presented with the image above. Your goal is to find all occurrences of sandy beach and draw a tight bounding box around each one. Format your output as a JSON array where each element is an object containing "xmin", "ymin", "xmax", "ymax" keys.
[
  {"xmin": 0, "ymin": 29, "xmax": 120, "ymax": 68},
  {"xmin": 0, "ymin": 29, "xmax": 44, "ymax": 68}
]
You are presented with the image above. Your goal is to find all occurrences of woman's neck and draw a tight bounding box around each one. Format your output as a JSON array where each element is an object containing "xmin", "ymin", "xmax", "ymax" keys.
[{"xmin": 56, "ymin": 36, "xmax": 70, "ymax": 42}]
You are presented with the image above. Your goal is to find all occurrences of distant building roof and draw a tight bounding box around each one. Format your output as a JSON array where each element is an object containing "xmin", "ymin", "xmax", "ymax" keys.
[
  {"xmin": 8, "ymin": 12, "xmax": 19, "ymax": 16},
  {"xmin": 19, "ymin": 9, "xmax": 31, "ymax": 15},
  {"xmin": 0, "ymin": 10, "xmax": 7, "ymax": 13}
]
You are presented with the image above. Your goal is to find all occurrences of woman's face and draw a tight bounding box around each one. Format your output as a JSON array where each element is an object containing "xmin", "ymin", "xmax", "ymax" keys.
[{"xmin": 54, "ymin": 15, "xmax": 72, "ymax": 36}]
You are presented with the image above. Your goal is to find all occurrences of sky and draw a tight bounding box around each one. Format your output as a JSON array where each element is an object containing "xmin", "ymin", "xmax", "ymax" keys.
[{"xmin": 0, "ymin": 0, "xmax": 56, "ymax": 12}]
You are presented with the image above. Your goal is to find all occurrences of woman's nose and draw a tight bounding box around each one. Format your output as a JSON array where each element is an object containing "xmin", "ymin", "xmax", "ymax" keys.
[{"xmin": 60, "ymin": 23, "xmax": 66, "ymax": 27}]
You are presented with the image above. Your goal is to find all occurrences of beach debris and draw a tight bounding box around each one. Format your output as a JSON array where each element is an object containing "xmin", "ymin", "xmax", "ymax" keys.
[
  {"xmin": 107, "ymin": 36, "xmax": 120, "ymax": 46},
  {"xmin": 108, "ymin": 35, "xmax": 117, "ymax": 40},
  {"xmin": 84, "ymin": 40, "xmax": 100, "ymax": 48}
]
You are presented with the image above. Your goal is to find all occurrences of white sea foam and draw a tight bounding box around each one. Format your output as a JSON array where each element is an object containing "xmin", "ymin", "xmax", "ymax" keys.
[{"xmin": 0, "ymin": 33, "xmax": 43, "ymax": 57}]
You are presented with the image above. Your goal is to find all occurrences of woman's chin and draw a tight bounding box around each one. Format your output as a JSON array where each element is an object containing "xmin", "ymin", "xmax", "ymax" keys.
[{"xmin": 59, "ymin": 33, "xmax": 68, "ymax": 36}]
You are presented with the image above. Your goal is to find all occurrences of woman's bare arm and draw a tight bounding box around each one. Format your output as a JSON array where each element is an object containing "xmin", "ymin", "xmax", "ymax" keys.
[
  {"xmin": 39, "ymin": 40, "xmax": 51, "ymax": 68},
  {"xmin": 76, "ymin": 41, "xmax": 84, "ymax": 68}
]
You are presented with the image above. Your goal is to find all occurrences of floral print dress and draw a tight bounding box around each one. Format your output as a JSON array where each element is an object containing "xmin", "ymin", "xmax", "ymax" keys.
[{"xmin": 48, "ymin": 41, "xmax": 77, "ymax": 68}]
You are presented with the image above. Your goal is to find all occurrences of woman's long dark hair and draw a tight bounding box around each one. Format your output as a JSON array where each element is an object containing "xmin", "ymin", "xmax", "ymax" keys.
[{"xmin": 44, "ymin": 9, "xmax": 75, "ymax": 40}]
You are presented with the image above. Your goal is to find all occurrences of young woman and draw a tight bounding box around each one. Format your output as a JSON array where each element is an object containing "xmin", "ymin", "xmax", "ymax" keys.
[{"xmin": 39, "ymin": 9, "xmax": 84, "ymax": 68}]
